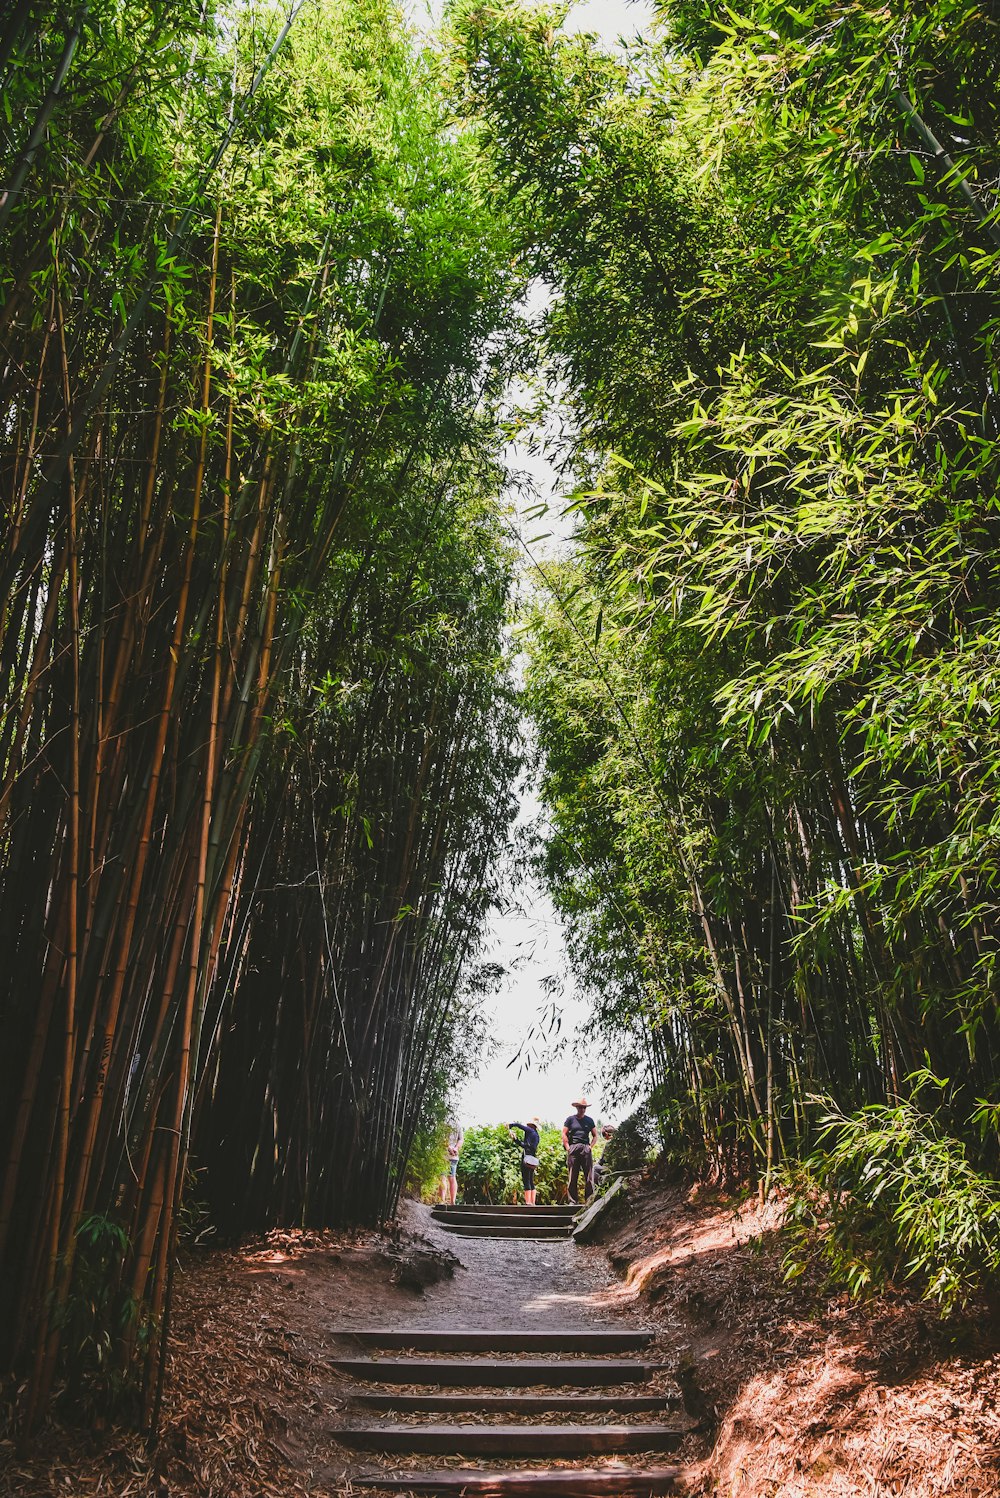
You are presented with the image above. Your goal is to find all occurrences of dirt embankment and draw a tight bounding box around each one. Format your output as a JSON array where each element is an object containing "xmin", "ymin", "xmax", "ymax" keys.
[
  {"xmin": 3, "ymin": 1187, "xmax": 1000, "ymax": 1497},
  {"xmin": 596, "ymin": 1175, "xmax": 1000, "ymax": 1496},
  {"xmin": 0, "ymin": 1226, "xmax": 458, "ymax": 1498}
]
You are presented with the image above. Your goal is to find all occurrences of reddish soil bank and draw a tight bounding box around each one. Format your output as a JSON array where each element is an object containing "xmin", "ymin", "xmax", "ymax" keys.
[
  {"xmin": 0, "ymin": 1226, "xmax": 438, "ymax": 1498},
  {"xmin": 595, "ymin": 1177, "xmax": 1000, "ymax": 1496},
  {"xmin": 2, "ymin": 1187, "xmax": 999, "ymax": 1497}
]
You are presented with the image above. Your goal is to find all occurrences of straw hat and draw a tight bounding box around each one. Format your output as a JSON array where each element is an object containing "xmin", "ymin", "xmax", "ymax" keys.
[
  {"xmin": 528, "ymin": 1115, "xmax": 541, "ymax": 1125},
  {"xmin": 571, "ymin": 1097, "xmax": 589, "ymax": 1108}
]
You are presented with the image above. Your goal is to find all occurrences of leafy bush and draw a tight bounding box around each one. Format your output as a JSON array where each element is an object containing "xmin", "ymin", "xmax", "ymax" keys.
[
  {"xmin": 784, "ymin": 1092, "xmax": 1000, "ymax": 1312},
  {"xmin": 457, "ymin": 1124, "xmax": 522, "ymax": 1203},
  {"xmin": 458, "ymin": 1123, "xmax": 570, "ymax": 1204},
  {"xmin": 602, "ymin": 1103, "xmax": 659, "ymax": 1174}
]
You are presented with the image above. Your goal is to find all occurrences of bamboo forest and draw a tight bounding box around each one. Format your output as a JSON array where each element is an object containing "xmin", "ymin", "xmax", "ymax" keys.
[{"xmin": 3, "ymin": 0, "xmax": 1000, "ymax": 1488}]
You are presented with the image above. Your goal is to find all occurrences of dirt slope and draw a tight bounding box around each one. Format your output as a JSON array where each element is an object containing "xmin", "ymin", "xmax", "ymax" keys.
[
  {"xmin": 3, "ymin": 1188, "xmax": 999, "ymax": 1497},
  {"xmin": 595, "ymin": 1177, "xmax": 1000, "ymax": 1496}
]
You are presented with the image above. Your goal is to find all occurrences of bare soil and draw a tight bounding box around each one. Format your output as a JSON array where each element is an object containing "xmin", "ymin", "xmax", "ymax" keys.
[
  {"xmin": 597, "ymin": 1175, "xmax": 1000, "ymax": 1496},
  {"xmin": 3, "ymin": 1184, "xmax": 999, "ymax": 1497}
]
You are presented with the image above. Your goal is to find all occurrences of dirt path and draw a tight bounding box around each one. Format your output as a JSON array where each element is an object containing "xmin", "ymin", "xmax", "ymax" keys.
[
  {"xmin": 388, "ymin": 1203, "xmax": 641, "ymax": 1333},
  {"xmin": 5, "ymin": 1186, "xmax": 1000, "ymax": 1497}
]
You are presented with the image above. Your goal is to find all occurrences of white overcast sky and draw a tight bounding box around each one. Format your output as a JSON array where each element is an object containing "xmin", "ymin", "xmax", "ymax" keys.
[
  {"xmin": 407, "ymin": 0, "xmax": 655, "ymax": 44},
  {"xmin": 409, "ymin": 0, "xmax": 657, "ymax": 1127}
]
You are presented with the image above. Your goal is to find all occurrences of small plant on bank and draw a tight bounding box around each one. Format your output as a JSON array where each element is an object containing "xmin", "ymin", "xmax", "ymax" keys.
[
  {"xmin": 783, "ymin": 1087, "xmax": 1000, "ymax": 1313},
  {"xmin": 54, "ymin": 1214, "xmax": 143, "ymax": 1417},
  {"xmin": 176, "ymin": 1167, "xmax": 217, "ymax": 1247}
]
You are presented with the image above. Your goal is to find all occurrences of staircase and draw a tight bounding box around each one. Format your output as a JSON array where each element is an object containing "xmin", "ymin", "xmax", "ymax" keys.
[
  {"xmin": 430, "ymin": 1203, "xmax": 579, "ymax": 1240},
  {"xmin": 336, "ymin": 1327, "xmax": 688, "ymax": 1495}
]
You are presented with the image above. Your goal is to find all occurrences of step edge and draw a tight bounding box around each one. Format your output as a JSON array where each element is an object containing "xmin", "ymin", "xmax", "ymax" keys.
[
  {"xmin": 351, "ymin": 1468, "xmax": 684, "ymax": 1493},
  {"xmin": 331, "ymin": 1358, "xmax": 659, "ymax": 1368},
  {"xmin": 341, "ymin": 1423, "xmax": 691, "ymax": 1435}
]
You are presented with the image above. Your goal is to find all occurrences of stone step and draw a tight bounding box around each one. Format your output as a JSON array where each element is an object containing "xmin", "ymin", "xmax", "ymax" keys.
[
  {"xmin": 432, "ymin": 1204, "xmax": 579, "ymax": 1216},
  {"xmin": 436, "ymin": 1224, "xmax": 574, "ymax": 1239},
  {"xmin": 350, "ymin": 1392, "xmax": 678, "ymax": 1415},
  {"xmin": 435, "ymin": 1217, "xmax": 574, "ymax": 1230},
  {"xmin": 431, "ymin": 1204, "xmax": 577, "ymax": 1216},
  {"xmin": 343, "ymin": 1330, "xmax": 653, "ymax": 1354},
  {"xmin": 340, "ymin": 1423, "xmax": 689, "ymax": 1456},
  {"xmin": 333, "ymin": 1357, "xmax": 659, "ymax": 1387},
  {"xmin": 353, "ymin": 1465, "xmax": 684, "ymax": 1494}
]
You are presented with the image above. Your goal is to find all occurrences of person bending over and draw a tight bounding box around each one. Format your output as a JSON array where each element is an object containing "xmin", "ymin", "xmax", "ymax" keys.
[{"xmin": 509, "ymin": 1116, "xmax": 541, "ymax": 1205}]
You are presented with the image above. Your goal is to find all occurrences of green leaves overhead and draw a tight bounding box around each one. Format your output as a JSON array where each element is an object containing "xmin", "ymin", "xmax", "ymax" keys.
[
  {"xmin": 0, "ymin": 0, "xmax": 522, "ymax": 1425},
  {"xmin": 457, "ymin": 0, "xmax": 1000, "ymax": 1230}
]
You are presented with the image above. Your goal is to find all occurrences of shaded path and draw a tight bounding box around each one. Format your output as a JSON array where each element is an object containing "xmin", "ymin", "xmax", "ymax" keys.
[
  {"xmin": 332, "ymin": 1204, "xmax": 686, "ymax": 1495},
  {"xmin": 403, "ymin": 1204, "xmax": 632, "ymax": 1330}
]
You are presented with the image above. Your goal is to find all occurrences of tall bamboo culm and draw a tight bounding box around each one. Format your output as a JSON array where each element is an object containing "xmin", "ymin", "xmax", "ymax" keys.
[{"xmin": 0, "ymin": 0, "xmax": 522, "ymax": 1431}]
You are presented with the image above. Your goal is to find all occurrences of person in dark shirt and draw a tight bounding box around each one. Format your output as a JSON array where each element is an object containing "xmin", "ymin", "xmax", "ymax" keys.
[
  {"xmin": 562, "ymin": 1098, "xmax": 597, "ymax": 1203},
  {"xmin": 508, "ymin": 1116, "xmax": 541, "ymax": 1205}
]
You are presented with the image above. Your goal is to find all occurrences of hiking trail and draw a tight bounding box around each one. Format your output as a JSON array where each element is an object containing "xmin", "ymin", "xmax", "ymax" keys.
[{"xmin": 331, "ymin": 1201, "xmax": 690, "ymax": 1496}]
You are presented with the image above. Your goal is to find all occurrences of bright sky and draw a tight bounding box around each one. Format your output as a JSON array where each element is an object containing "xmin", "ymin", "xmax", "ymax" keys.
[
  {"xmin": 457, "ymin": 0, "xmax": 657, "ymax": 1127},
  {"xmin": 414, "ymin": 0, "xmax": 658, "ymax": 1129},
  {"xmin": 406, "ymin": 0, "xmax": 654, "ymax": 41},
  {"xmin": 565, "ymin": 0, "xmax": 655, "ymax": 42}
]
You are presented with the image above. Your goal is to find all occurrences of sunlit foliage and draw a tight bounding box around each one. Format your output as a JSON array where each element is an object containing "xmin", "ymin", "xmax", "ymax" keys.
[{"xmin": 453, "ymin": 0, "xmax": 1000, "ymax": 1291}]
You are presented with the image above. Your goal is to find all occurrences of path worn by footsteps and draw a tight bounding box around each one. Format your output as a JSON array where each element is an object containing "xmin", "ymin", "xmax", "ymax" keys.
[{"xmin": 332, "ymin": 1203, "xmax": 689, "ymax": 1496}]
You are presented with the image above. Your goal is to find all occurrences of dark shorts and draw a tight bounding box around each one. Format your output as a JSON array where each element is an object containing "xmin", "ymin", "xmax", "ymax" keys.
[{"xmin": 521, "ymin": 1161, "xmax": 536, "ymax": 1189}]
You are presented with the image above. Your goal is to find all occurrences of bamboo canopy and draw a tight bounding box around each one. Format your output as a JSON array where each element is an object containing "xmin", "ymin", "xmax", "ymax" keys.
[
  {"xmin": 0, "ymin": 0, "xmax": 521, "ymax": 1428},
  {"xmin": 459, "ymin": 0, "xmax": 1000, "ymax": 1198}
]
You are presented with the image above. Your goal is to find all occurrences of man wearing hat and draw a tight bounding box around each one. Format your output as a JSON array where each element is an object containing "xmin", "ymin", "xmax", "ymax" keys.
[{"xmin": 562, "ymin": 1097, "xmax": 597, "ymax": 1203}]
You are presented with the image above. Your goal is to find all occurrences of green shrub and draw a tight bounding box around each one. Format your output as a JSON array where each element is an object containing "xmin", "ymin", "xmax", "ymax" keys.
[
  {"xmin": 458, "ymin": 1122, "xmax": 570, "ymax": 1204},
  {"xmin": 602, "ymin": 1103, "xmax": 659, "ymax": 1174},
  {"xmin": 457, "ymin": 1124, "xmax": 522, "ymax": 1203},
  {"xmin": 784, "ymin": 1091, "xmax": 1000, "ymax": 1312}
]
